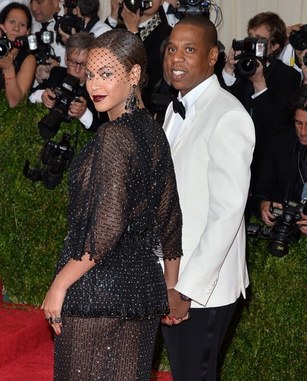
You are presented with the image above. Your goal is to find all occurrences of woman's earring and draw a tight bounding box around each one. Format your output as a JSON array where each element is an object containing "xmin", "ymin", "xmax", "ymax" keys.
[{"xmin": 125, "ymin": 84, "xmax": 137, "ymax": 112}]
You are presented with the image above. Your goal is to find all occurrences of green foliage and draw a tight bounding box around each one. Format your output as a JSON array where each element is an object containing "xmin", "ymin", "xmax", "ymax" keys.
[
  {"xmin": 0, "ymin": 92, "xmax": 306, "ymax": 379},
  {"xmin": 0, "ymin": 92, "xmax": 92, "ymax": 305}
]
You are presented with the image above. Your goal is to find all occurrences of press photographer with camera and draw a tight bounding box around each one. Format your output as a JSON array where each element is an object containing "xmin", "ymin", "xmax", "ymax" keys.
[
  {"xmin": 30, "ymin": 0, "xmax": 66, "ymax": 84},
  {"xmin": 279, "ymin": 23, "xmax": 307, "ymax": 85},
  {"xmin": 106, "ymin": 0, "xmax": 172, "ymax": 112},
  {"xmin": 0, "ymin": 2, "xmax": 36, "ymax": 108},
  {"xmin": 58, "ymin": 0, "xmax": 111, "ymax": 45},
  {"xmin": 220, "ymin": 12, "xmax": 301, "ymax": 194},
  {"xmin": 253, "ymin": 85, "xmax": 307, "ymax": 255},
  {"xmin": 29, "ymin": 32, "xmax": 105, "ymax": 133}
]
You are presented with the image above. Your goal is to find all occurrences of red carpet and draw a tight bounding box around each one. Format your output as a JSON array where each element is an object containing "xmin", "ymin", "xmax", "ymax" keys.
[{"xmin": 0, "ymin": 302, "xmax": 172, "ymax": 380}]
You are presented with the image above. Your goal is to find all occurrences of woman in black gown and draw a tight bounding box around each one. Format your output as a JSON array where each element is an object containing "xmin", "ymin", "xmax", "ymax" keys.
[{"xmin": 42, "ymin": 29, "xmax": 183, "ymax": 381}]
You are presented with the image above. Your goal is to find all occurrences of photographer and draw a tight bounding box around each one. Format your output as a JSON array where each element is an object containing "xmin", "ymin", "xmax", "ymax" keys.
[
  {"xmin": 106, "ymin": 0, "xmax": 172, "ymax": 112},
  {"xmin": 30, "ymin": 0, "xmax": 66, "ymax": 84},
  {"xmin": 0, "ymin": 2, "xmax": 36, "ymax": 108},
  {"xmin": 220, "ymin": 12, "xmax": 301, "ymax": 193},
  {"xmin": 29, "ymin": 32, "xmax": 105, "ymax": 132},
  {"xmin": 279, "ymin": 23, "xmax": 307, "ymax": 85},
  {"xmin": 254, "ymin": 84, "xmax": 307, "ymax": 237}
]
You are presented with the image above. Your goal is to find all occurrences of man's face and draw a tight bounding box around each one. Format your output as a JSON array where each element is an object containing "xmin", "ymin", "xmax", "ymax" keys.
[
  {"xmin": 294, "ymin": 109, "xmax": 307, "ymax": 145},
  {"xmin": 30, "ymin": 0, "xmax": 60, "ymax": 23},
  {"xmin": 164, "ymin": 23, "xmax": 218, "ymax": 96},
  {"xmin": 66, "ymin": 49, "xmax": 88, "ymax": 84},
  {"xmin": 248, "ymin": 24, "xmax": 279, "ymax": 56}
]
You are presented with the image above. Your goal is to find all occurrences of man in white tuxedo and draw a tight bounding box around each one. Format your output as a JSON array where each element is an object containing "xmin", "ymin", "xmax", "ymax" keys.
[{"xmin": 161, "ymin": 15, "xmax": 255, "ymax": 381}]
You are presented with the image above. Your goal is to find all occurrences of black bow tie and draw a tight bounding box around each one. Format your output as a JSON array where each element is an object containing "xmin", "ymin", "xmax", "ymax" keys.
[{"xmin": 172, "ymin": 98, "xmax": 186, "ymax": 119}]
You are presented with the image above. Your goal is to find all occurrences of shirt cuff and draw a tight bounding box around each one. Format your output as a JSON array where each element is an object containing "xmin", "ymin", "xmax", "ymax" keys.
[
  {"xmin": 222, "ymin": 69, "xmax": 237, "ymax": 86},
  {"xmin": 28, "ymin": 89, "xmax": 44, "ymax": 103},
  {"xmin": 79, "ymin": 108, "xmax": 93, "ymax": 129},
  {"xmin": 251, "ymin": 88, "xmax": 268, "ymax": 99}
]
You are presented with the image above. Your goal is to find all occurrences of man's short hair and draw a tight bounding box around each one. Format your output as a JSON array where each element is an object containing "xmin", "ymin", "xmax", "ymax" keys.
[
  {"xmin": 77, "ymin": 0, "xmax": 99, "ymax": 18},
  {"xmin": 289, "ymin": 84, "xmax": 307, "ymax": 114},
  {"xmin": 177, "ymin": 15, "xmax": 218, "ymax": 49},
  {"xmin": 65, "ymin": 32, "xmax": 95, "ymax": 55}
]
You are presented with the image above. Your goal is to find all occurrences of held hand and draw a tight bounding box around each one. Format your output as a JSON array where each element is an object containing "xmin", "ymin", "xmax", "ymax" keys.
[
  {"xmin": 41, "ymin": 283, "xmax": 67, "ymax": 336},
  {"xmin": 167, "ymin": 288, "xmax": 191, "ymax": 320},
  {"xmin": 161, "ymin": 311, "xmax": 190, "ymax": 326},
  {"xmin": 68, "ymin": 96, "xmax": 87, "ymax": 119},
  {"xmin": 42, "ymin": 88, "xmax": 56, "ymax": 108}
]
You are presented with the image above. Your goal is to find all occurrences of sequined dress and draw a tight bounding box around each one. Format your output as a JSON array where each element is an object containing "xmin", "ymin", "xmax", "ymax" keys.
[{"xmin": 53, "ymin": 109, "xmax": 182, "ymax": 381}]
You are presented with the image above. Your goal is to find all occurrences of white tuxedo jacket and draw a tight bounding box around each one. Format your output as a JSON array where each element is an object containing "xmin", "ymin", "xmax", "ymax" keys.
[{"xmin": 163, "ymin": 75, "xmax": 255, "ymax": 308}]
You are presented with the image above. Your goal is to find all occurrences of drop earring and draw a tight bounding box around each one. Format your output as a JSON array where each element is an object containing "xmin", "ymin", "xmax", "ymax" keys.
[{"xmin": 125, "ymin": 84, "xmax": 137, "ymax": 112}]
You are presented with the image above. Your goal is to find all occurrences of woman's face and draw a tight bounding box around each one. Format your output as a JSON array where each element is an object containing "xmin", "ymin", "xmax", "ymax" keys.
[
  {"xmin": 2, "ymin": 9, "xmax": 30, "ymax": 41},
  {"xmin": 86, "ymin": 48, "xmax": 139, "ymax": 120}
]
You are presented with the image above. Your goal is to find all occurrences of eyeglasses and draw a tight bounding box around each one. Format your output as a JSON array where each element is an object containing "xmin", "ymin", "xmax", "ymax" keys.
[{"xmin": 67, "ymin": 58, "xmax": 87, "ymax": 69}]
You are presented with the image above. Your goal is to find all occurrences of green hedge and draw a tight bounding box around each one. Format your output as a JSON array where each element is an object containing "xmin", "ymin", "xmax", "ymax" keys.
[{"xmin": 0, "ymin": 92, "xmax": 306, "ymax": 380}]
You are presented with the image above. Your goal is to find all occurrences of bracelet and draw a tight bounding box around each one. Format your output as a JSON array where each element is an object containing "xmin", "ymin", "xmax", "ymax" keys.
[{"xmin": 4, "ymin": 75, "xmax": 16, "ymax": 80}]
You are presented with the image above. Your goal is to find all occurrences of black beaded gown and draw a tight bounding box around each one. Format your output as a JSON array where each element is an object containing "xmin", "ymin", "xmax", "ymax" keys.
[{"xmin": 53, "ymin": 108, "xmax": 182, "ymax": 381}]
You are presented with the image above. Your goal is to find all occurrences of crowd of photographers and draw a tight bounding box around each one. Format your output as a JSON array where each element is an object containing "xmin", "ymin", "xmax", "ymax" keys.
[{"xmin": 0, "ymin": 0, "xmax": 306, "ymax": 252}]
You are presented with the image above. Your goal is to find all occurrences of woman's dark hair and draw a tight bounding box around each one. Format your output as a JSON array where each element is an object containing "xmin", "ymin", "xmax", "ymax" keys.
[
  {"xmin": 77, "ymin": 0, "xmax": 100, "ymax": 18},
  {"xmin": 248, "ymin": 12, "xmax": 286, "ymax": 56},
  {"xmin": 0, "ymin": 2, "xmax": 32, "ymax": 31},
  {"xmin": 90, "ymin": 29, "xmax": 148, "ymax": 88}
]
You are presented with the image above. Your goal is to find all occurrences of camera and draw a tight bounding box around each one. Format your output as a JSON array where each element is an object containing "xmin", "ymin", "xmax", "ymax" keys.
[
  {"xmin": 289, "ymin": 24, "xmax": 307, "ymax": 51},
  {"xmin": 247, "ymin": 200, "xmax": 307, "ymax": 257},
  {"xmin": 54, "ymin": 0, "xmax": 85, "ymax": 45},
  {"xmin": 23, "ymin": 133, "xmax": 75, "ymax": 189},
  {"xmin": 176, "ymin": 0, "xmax": 210, "ymax": 17},
  {"xmin": 120, "ymin": 0, "xmax": 152, "ymax": 14},
  {"xmin": 38, "ymin": 74, "xmax": 81, "ymax": 139},
  {"xmin": 232, "ymin": 37, "xmax": 268, "ymax": 78},
  {"xmin": 0, "ymin": 35, "xmax": 12, "ymax": 58}
]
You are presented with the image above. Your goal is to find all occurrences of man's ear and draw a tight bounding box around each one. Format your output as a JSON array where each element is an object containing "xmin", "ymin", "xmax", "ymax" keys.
[{"xmin": 209, "ymin": 45, "xmax": 219, "ymax": 67}]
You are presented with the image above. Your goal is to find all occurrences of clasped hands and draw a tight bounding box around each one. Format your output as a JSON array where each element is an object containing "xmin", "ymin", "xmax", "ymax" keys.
[{"xmin": 161, "ymin": 288, "xmax": 191, "ymax": 326}]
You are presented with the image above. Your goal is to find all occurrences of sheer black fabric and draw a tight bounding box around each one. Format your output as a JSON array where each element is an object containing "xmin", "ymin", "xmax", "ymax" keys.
[
  {"xmin": 54, "ymin": 316, "xmax": 160, "ymax": 381},
  {"xmin": 55, "ymin": 108, "xmax": 182, "ymax": 319}
]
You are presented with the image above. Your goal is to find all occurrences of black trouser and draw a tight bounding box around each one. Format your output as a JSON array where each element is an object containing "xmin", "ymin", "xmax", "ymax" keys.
[{"xmin": 161, "ymin": 300, "xmax": 238, "ymax": 381}]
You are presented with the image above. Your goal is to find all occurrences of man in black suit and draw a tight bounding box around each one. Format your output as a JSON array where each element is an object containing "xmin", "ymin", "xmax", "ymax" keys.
[
  {"xmin": 253, "ymin": 84, "xmax": 307, "ymax": 236},
  {"xmin": 106, "ymin": 0, "xmax": 172, "ymax": 113},
  {"xmin": 219, "ymin": 12, "xmax": 302, "ymax": 195},
  {"xmin": 29, "ymin": 32, "xmax": 106, "ymax": 132}
]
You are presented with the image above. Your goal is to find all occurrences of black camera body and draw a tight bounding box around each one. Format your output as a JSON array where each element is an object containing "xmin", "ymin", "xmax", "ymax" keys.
[
  {"xmin": 54, "ymin": 0, "xmax": 84, "ymax": 44},
  {"xmin": 232, "ymin": 37, "xmax": 268, "ymax": 78},
  {"xmin": 38, "ymin": 74, "xmax": 81, "ymax": 139},
  {"xmin": 0, "ymin": 36, "xmax": 12, "ymax": 58},
  {"xmin": 247, "ymin": 200, "xmax": 307, "ymax": 257},
  {"xmin": 23, "ymin": 133, "xmax": 74, "ymax": 189},
  {"xmin": 289, "ymin": 24, "xmax": 307, "ymax": 51},
  {"xmin": 121, "ymin": 0, "xmax": 152, "ymax": 14},
  {"xmin": 176, "ymin": 0, "xmax": 210, "ymax": 17}
]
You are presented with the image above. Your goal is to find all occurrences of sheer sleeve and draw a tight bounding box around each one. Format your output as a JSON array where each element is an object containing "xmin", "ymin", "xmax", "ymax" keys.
[
  {"xmin": 156, "ymin": 138, "xmax": 183, "ymax": 261},
  {"xmin": 68, "ymin": 122, "xmax": 133, "ymax": 263}
]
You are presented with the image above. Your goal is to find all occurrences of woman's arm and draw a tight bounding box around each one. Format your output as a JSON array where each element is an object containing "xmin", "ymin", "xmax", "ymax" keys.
[{"xmin": 2, "ymin": 50, "xmax": 36, "ymax": 107}]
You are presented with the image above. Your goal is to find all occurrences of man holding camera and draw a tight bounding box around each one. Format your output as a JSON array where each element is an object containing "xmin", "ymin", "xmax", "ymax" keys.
[
  {"xmin": 29, "ymin": 32, "xmax": 105, "ymax": 132},
  {"xmin": 30, "ymin": 0, "xmax": 66, "ymax": 84},
  {"xmin": 254, "ymin": 84, "xmax": 307, "ymax": 238},
  {"xmin": 220, "ymin": 12, "xmax": 301, "ymax": 195}
]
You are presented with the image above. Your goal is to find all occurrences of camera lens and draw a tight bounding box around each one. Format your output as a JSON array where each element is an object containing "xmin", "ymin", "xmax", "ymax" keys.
[{"xmin": 236, "ymin": 56, "xmax": 257, "ymax": 78}]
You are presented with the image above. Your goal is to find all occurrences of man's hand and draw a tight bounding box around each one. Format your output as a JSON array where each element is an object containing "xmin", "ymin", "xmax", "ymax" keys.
[
  {"xmin": 297, "ymin": 210, "xmax": 307, "ymax": 235},
  {"xmin": 68, "ymin": 96, "xmax": 87, "ymax": 119},
  {"xmin": 121, "ymin": 5, "xmax": 141, "ymax": 33},
  {"xmin": 110, "ymin": 0, "xmax": 122, "ymax": 20},
  {"xmin": 161, "ymin": 288, "xmax": 191, "ymax": 326},
  {"xmin": 224, "ymin": 47, "xmax": 237, "ymax": 76},
  {"xmin": 42, "ymin": 88, "xmax": 56, "ymax": 108},
  {"xmin": 260, "ymin": 200, "xmax": 283, "ymax": 226}
]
